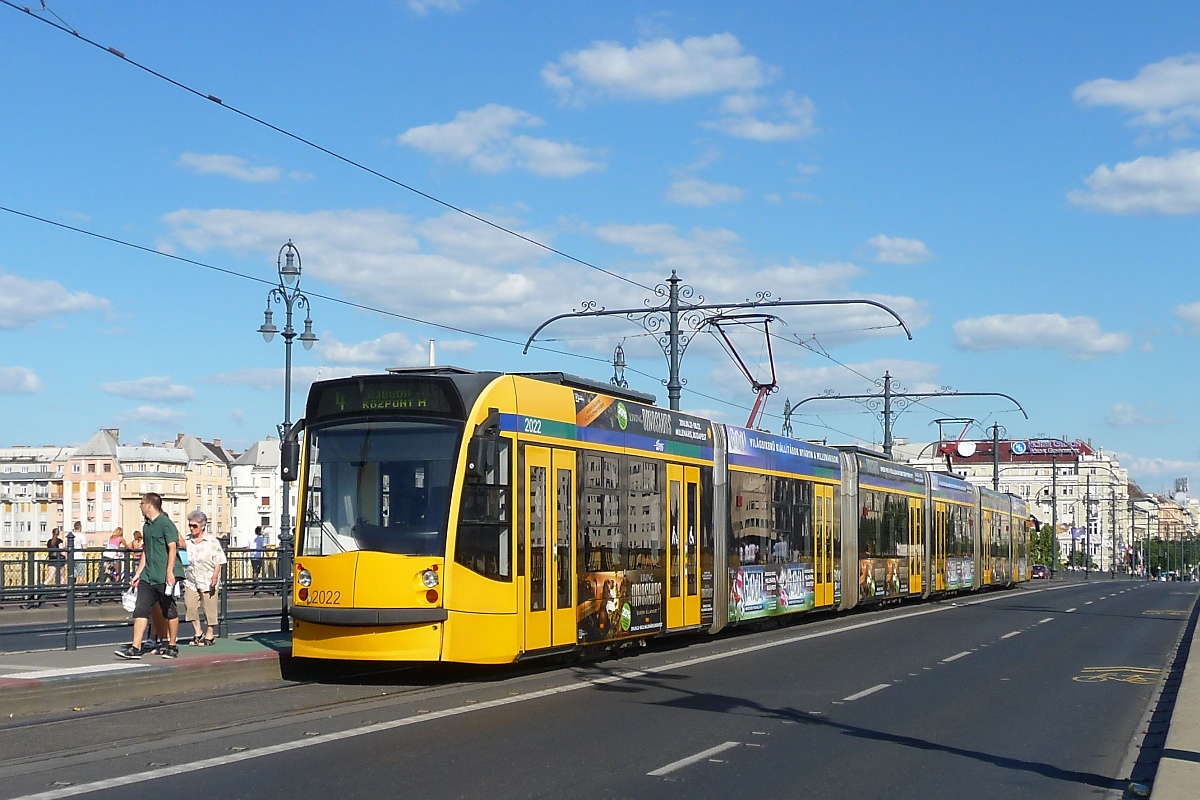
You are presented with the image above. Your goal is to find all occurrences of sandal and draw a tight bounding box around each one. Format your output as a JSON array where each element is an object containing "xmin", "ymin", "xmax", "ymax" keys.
[
  {"xmin": 202, "ymin": 636, "xmax": 216, "ymax": 646},
  {"xmin": 188, "ymin": 636, "xmax": 204, "ymax": 647}
]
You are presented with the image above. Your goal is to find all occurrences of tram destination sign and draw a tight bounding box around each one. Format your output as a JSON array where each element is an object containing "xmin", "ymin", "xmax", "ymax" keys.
[{"xmin": 310, "ymin": 377, "xmax": 458, "ymax": 419}]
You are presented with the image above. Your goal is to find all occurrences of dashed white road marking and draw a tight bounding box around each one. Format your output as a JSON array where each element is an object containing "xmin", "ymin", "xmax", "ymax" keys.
[
  {"xmin": 1084, "ymin": 601, "xmax": 1094, "ymax": 605},
  {"xmin": 1038, "ymin": 617, "xmax": 1055, "ymax": 624},
  {"xmin": 942, "ymin": 651, "xmax": 972, "ymax": 663},
  {"xmin": 1000, "ymin": 631, "xmax": 1022, "ymax": 639},
  {"xmin": 1065, "ymin": 608, "xmax": 1077, "ymax": 613},
  {"xmin": 648, "ymin": 742, "xmax": 741, "ymax": 776},
  {"xmin": 843, "ymin": 683, "xmax": 891, "ymax": 702}
]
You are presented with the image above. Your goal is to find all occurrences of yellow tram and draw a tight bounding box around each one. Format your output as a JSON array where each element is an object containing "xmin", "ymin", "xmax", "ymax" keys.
[{"xmin": 288, "ymin": 367, "xmax": 1029, "ymax": 663}]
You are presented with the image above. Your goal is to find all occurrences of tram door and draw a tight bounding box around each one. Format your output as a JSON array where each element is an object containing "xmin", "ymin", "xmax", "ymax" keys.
[
  {"xmin": 524, "ymin": 446, "xmax": 577, "ymax": 651},
  {"xmin": 933, "ymin": 503, "xmax": 947, "ymax": 591},
  {"xmin": 908, "ymin": 498, "xmax": 923, "ymax": 595},
  {"xmin": 981, "ymin": 510, "xmax": 994, "ymax": 585},
  {"xmin": 814, "ymin": 484, "xmax": 835, "ymax": 607},
  {"xmin": 665, "ymin": 464, "xmax": 692, "ymax": 629}
]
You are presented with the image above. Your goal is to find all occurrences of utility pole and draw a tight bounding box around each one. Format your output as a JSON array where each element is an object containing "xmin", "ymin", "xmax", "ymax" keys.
[
  {"xmin": 1052, "ymin": 456, "xmax": 1059, "ymax": 578},
  {"xmin": 1110, "ymin": 485, "xmax": 1116, "ymax": 578},
  {"xmin": 1085, "ymin": 473, "xmax": 1091, "ymax": 579},
  {"xmin": 882, "ymin": 371, "xmax": 894, "ymax": 457},
  {"xmin": 990, "ymin": 422, "xmax": 1002, "ymax": 491}
]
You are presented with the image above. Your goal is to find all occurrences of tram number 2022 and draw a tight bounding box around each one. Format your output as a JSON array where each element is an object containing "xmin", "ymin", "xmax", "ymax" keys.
[
  {"xmin": 308, "ymin": 590, "xmax": 341, "ymax": 605},
  {"xmin": 523, "ymin": 417, "xmax": 543, "ymax": 434}
]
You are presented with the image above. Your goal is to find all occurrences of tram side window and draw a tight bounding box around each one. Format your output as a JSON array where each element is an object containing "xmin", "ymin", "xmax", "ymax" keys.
[
  {"xmin": 858, "ymin": 489, "xmax": 907, "ymax": 559},
  {"xmin": 455, "ymin": 436, "xmax": 512, "ymax": 581},
  {"xmin": 626, "ymin": 458, "xmax": 663, "ymax": 571},
  {"xmin": 581, "ymin": 451, "xmax": 623, "ymax": 572},
  {"xmin": 731, "ymin": 472, "xmax": 814, "ymax": 566}
]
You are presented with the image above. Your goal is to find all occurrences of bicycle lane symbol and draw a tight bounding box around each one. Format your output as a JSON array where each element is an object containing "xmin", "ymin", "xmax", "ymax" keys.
[{"xmin": 1073, "ymin": 667, "xmax": 1161, "ymax": 684}]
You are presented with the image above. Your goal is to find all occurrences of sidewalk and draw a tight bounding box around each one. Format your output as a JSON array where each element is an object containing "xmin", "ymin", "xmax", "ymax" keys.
[
  {"xmin": 1148, "ymin": 596, "xmax": 1200, "ymax": 799},
  {"xmin": 0, "ymin": 595, "xmax": 283, "ymax": 630},
  {"xmin": 0, "ymin": 630, "xmax": 290, "ymax": 720}
]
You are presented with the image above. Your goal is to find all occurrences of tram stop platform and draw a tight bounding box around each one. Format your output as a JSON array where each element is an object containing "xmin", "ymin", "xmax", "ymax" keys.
[{"xmin": 0, "ymin": 631, "xmax": 289, "ymax": 720}]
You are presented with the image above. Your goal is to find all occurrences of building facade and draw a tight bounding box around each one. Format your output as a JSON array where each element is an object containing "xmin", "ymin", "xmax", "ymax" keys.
[
  {"xmin": 0, "ymin": 446, "xmax": 70, "ymax": 546},
  {"xmin": 229, "ymin": 438, "xmax": 292, "ymax": 548}
]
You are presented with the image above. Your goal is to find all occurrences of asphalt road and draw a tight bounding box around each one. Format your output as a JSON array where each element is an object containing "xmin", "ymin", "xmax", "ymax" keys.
[{"xmin": 0, "ymin": 578, "xmax": 1194, "ymax": 800}]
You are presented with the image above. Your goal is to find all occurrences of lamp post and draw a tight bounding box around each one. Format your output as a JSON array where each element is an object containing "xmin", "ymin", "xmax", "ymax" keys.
[{"xmin": 257, "ymin": 240, "xmax": 317, "ymax": 633}]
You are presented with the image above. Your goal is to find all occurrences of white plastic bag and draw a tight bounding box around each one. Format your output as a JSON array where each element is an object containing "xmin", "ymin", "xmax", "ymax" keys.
[{"xmin": 121, "ymin": 586, "xmax": 137, "ymax": 613}]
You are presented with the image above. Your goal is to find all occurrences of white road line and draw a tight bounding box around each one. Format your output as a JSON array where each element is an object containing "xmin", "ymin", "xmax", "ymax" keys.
[
  {"xmin": 942, "ymin": 651, "xmax": 972, "ymax": 663},
  {"xmin": 842, "ymin": 683, "xmax": 891, "ymax": 702},
  {"xmin": 0, "ymin": 662, "xmax": 151, "ymax": 680},
  {"xmin": 648, "ymin": 742, "xmax": 740, "ymax": 776},
  {"xmin": 1, "ymin": 581, "xmax": 1076, "ymax": 800},
  {"xmin": 1038, "ymin": 617, "xmax": 1055, "ymax": 624},
  {"xmin": 1000, "ymin": 631, "xmax": 1021, "ymax": 639},
  {"xmin": 1084, "ymin": 601, "xmax": 1094, "ymax": 605}
]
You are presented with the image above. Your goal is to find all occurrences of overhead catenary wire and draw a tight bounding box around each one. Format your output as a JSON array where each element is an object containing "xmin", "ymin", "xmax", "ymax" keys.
[{"xmin": 4, "ymin": 0, "xmax": 653, "ymax": 293}]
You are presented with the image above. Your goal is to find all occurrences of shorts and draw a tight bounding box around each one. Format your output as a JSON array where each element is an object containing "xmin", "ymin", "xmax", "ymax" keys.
[
  {"xmin": 133, "ymin": 582, "xmax": 179, "ymax": 621},
  {"xmin": 184, "ymin": 585, "xmax": 219, "ymax": 624}
]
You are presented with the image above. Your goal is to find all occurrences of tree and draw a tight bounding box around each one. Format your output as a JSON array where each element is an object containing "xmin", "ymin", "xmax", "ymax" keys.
[{"xmin": 1030, "ymin": 524, "xmax": 1060, "ymax": 570}]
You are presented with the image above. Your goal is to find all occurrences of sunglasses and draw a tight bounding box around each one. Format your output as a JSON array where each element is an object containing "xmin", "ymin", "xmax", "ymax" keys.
[{"xmin": 188, "ymin": 523, "xmax": 202, "ymax": 530}]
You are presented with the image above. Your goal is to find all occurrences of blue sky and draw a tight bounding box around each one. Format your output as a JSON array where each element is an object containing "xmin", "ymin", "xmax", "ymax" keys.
[{"xmin": 1, "ymin": 2, "xmax": 1197, "ymax": 489}]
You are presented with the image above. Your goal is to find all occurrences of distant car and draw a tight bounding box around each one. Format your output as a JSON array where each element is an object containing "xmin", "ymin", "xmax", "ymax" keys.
[{"xmin": 1031, "ymin": 564, "xmax": 1049, "ymax": 579}]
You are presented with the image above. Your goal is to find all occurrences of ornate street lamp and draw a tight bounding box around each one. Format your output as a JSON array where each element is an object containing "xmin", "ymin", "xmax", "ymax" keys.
[{"xmin": 257, "ymin": 240, "xmax": 316, "ymax": 633}]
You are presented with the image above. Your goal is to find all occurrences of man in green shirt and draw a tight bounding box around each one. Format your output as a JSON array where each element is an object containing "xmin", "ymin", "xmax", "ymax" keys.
[{"xmin": 115, "ymin": 493, "xmax": 182, "ymax": 659}]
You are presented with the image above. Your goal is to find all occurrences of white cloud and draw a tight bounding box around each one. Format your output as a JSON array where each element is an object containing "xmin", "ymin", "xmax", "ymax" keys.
[
  {"xmin": 408, "ymin": 0, "xmax": 471, "ymax": 14},
  {"xmin": 776, "ymin": 359, "xmax": 945, "ymax": 400},
  {"xmin": 867, "ymin": 235, "xmax": 931, "ymax": 264},
  {"xmin": 99, "ymin": 376, "xmax": 195, "ymax": 403},
  {"xmin": 0, "ymin": 271, "xmax": 108, "ymax": 330},
  {"xmin": 208, "ymin": 366, "xmax": 365, "ymax": 392},
  {"xmin": 318, "ymin": 332, "xmax": 475, "ymax": 366},
  {"xmin": 1175, "ymin": 301, "xmax": 1200, "ymax": 332},
  {"xmin": 397, "ymin": 105, "xmax": 604, "ymax": 177},
  {"xmin": 178, "ymin": 153, "xmax": 312, "ymax": 183},
  {"xmin": 1119, "ymin": 455, "xmax": 1200, "ymax": 485},
  {"xmin": 114, "ymin": 405, "xmax": 189, "ymax": 426},
  {"xmin": 1108, "ymin": 403, "xmax": 1177, "ymax": 427},
  {"xmin": 1068, "ymin": 150, "xmax": 1200, "ymax": 215},
  {"xmin": 702, "ymin": 91, "xmax": 817, "ymax": 141},
  {"xmin": 0, "ymin": 365, "xmax": 41, "ymax": 394},
  {"xmin": 952, "ymin": 313, "xmax": 1131, "ymax": 358},
  {"xmin": 1075, "ymin": 54, "xmax": 1200, "ymax": 130},
  {"xmin": 543, "ymin": 34, "xmax": 768, "ymax": 103},
  {"xmin": 665, "ymin": 178, "xmax": 745, "ymax": 207},
  {"xmin": 163, "ymin": 207, "xmax": 624, "ymax": 332},
  {"xmin": 165, "ymin": 209, "xmax": 924, "ymax": 346}
]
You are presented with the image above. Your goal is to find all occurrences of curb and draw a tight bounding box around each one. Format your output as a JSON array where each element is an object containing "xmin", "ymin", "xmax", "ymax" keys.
[
  {"xmin": 0, "ymin": 648, "xmax": 286, "ymax": 720},
  {"xmin": 1149, "ymin": 594, "xmax": 1200, "ymax": 799}
]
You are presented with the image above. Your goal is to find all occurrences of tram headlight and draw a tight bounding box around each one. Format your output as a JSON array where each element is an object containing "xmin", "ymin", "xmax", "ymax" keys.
[
  {"xmin": 297, "ymin": 569, "xmax": 312, "ymax": 588},
  {"xmin": 421, "ymin": 569, "xmax": 439, "ymax": 588}
]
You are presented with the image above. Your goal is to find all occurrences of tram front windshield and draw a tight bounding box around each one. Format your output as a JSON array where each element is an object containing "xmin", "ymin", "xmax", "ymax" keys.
[{"xmin": 300, "ymin": 420, "xmax": 462, "ymax": 556}]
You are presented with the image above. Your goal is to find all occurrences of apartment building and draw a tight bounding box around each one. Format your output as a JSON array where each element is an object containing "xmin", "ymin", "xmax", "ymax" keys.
[
  {"xmin": 0, "ymin": 446, "xmax": 70, "ymax": 546},
  {"xmin": 229, "ymin": 437, "xmax": 293, "ymax": 547}
]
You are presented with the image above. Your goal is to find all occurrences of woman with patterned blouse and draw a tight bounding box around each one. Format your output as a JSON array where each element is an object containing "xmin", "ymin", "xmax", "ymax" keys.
[{"xmin": 182, "ymin": 510, "xmax": 227, "ymax": 646}]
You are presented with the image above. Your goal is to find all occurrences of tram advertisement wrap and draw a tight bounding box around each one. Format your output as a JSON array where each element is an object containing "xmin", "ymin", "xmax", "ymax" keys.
[
  {"xmin": 578, "ymin": 570, "xmax": 662, "ymax": 642},
  {"xmin": 858, "ymin": 558, "xmax": 908, "ymax": 599},
  {"xmin": 945, "ymin": 557, "xmax": 974, "ymax": 589},
  {"xmin": 729, "ymin": 563, "xmax": 815, "ymax": 622}
]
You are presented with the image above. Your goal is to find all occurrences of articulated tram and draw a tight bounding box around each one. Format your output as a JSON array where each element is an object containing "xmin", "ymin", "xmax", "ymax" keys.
[{"xmin": 288, "ymin": 368, "xmax": 1030, "ymax": 663}]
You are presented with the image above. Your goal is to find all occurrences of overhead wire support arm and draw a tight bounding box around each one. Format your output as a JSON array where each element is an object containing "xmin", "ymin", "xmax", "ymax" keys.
[
  {"xmin": 791, "ymin": 372, "xmax": 1027, "ymax": 458},
  {"xmin": 524, "ymin": 271, "xmax": 913, "ymax": 411}
]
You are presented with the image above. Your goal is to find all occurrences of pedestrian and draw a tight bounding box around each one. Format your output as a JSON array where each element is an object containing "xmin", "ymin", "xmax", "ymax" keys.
[
  {"xmin": 100, "ymin": 527, "xmax": 126, "ymax": 585},
  {"xmin": 131, "ymin": 530, "xmax": 144, "ymax": 552},
  {"xmin": 45, "ymin": 527, "xmax": 65, "ymax": 586},
  {"xmin": 114, "ymin": 493, "xmax": 183, "ymax": 660},
  {"xmin": 251, "ymin": 526, "xmax": 265, "ymax": 595},
  {"xmin": 71, "ymin": 521, "xmax": 88, "ymax": 582},
  {"xmin": 183, "ymin": 511, "xmax": 226, "ymax": 646}
]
